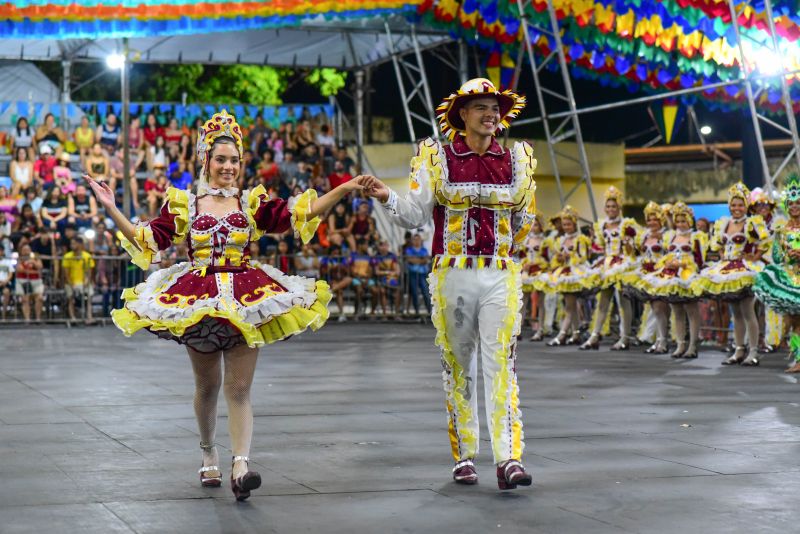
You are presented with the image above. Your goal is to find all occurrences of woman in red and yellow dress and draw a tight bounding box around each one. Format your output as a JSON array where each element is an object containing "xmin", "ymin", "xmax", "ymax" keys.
[
  {"xmin": 88, "ymin": 111, "xmax": 362, "ymax": 501},
  {"xmin": 694, "ymin": 183, "xmax": 769, "ymax": 366},
  {"xmin": 521, "ymin": 212, "xmax": 552, "ymax": 341},
  {"xmin": 547, "ymin": 206, "xmax": 598, "ymax": 346},
  {"xmin": 620, "ymin": 201, "xmax": 669, "ymax": 354},
  {"xmin": 634, "ymin": 203, "xmax": 708, "ymax": 358}
]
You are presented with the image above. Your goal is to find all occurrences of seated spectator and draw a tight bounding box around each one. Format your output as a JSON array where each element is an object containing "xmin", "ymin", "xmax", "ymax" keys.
[
  {"xmin": 54, "ymin": 152, "xmax": 76, "ymax": 195},
  {"xmin": 15, "ymin": 243, "xmax": 44, "ymax": 323},
  {"xmin": 373, "ymin": 240, "xmax": 401, "ymax": 317},
  {"xmin": 335, "ymin": 146, "xmax": 355, "ymax": 175},
  {"xmin": 350, "ymin": 239, "xmax": 377, "ymax": 317},
  {"xmin": 29, "ymin": 229, "xmax": 58, "ymax": 276},
  {"xmin": 258, "ymin": 149, "xmax": 280, "ymax": 189},
  {"xmin": 295, "ymin": 120, "xmax": 315, "ymax": 150},
  {"xmin": 0, "ymin": 247, "xmax": 13, "ymax": 320},
  {"xmin": 351, "ymin": 189, "xmax": 373, "ymax": 215},
  {"xmin": 164, "ymin": 117, "xmax": 183, "ymax": 149},
  {"xmin": 73, "ymin": 116, "xmax": 95, "ymax": 170},
  {"xmin": 128, "ymin": 116, "xmax": 145, "ymax": 171},
  {"xmin": 39, "ymin": 187, "xmax": 67, "ymax": 232},
  {"xmin": 148, "ymin": 135, "xmax": 168, "ymax": 172},
  {"xmin": 144, "ymin": 165, "xmax": 169, "ymax": 217},
  {"xmin": 282, "ymin": 122, "xmax": 298, "ymax": 153},
  {"xmin": 242, "ymin": 149, "xmax": 257, "ymax": 186},
  {"xmin": 320, "ymin": 245, "xmax": 352, "ymax": 321},
  {"xmin": 316, "ymin": 123, "xmax": 335, "ymax": 157},
  {"xmin": 300, "ymin": 143, "xmax": 320, "ymax": 174},
  {"xmin": 12, "ymin": 203, "xmax": 41, "ymax": 239},
  {"xmin": 57, "ymin": 224, "xmax": 79, "ymax": 256},
  {"xmin": 249, "ymin": 116, "xmax": 269, "ymax": 152},
  {"xmin": 35, "ymin": 113, "xmax": 67, "ymax": 155},
  {"xmin": 311, "ymin": 174, "xmax": 330, "ymax": 196},
  {"xmin": 10, "ymin": 147, "xmax": 35, "ymax": 196},
  {"xmin": 97, "ymin": 113, "xmax": 121, "ymax": 153},
  {"xmin": 86, "ymin": 142, "xmax": 111, "ymax": 188},
  {"xmin": 271, "ymin": 240, "xmax": 292, "ymax": 273},
  {"xmin": 17, "ymin": 187, "xmax": 43, "ymax": 215},
  {"xmin": 268, "ymin": 129, "xmax": 284, "ymax": 163},
  {"xmin": 178, "ymin": 134, "xmax": 194, "ymax": 174},
  {"xmin": 168, "ymin": 160, "xmax": 193, "ymax": 190},
  {"xmin": 0, "ymin": 186, "xmax": 17, "ymax": 225},
  {"xmin": 34, "ymin": 144, "xmax": 57, "ymax": 187},
  {"xmin": 327, "ymin": 160, "xmax": 352, "ymax": 191},
  {"xmin": 143, "ymin": 113, "xmax": 165, "ymax": 158},
  {"xmin": 294, "ymin": 243, "xmax": 320, "ymax": 278},
  {"xmin": 328, "ymin": 202, "xmax": 355, "ymax": 251},
  {"xmin": 293, "ymin": 162, "xmax": 312, "ymax": 192},
  {"xmin": 12, "ymin": 117, "xmax": 36, "ymax": 163},
  {"xmin": 404, "ymin": 234, "xmax": 431, "ymax": 316},
  {"xmin": 0, "ymin": 212, "xmax": 11, "ymax": 256},
  {"xmin": 68, "ymin": 184, "xmax": 98, "ymax": 229},
  {"xmin": 61, "ymin": 236, "xmax": 95, "ymax": 323},
  {"xmin": 350, "ymin": 202, "xmax": 376, "ymax": 244}
]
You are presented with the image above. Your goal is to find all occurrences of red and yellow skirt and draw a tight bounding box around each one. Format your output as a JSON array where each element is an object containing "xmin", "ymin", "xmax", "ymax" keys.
[{"xmin": 112, "ymin": 261, "xmax": 331, "ymax": 353}]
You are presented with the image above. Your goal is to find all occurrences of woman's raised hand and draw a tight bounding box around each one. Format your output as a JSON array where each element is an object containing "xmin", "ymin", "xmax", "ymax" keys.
[
  {"xmin": 85, "ymin": 174, "xmax": 116, "ymax": 210},
  {"xmin": 357, "ymin": 175, "xmax": 389, "ymax": 203}
]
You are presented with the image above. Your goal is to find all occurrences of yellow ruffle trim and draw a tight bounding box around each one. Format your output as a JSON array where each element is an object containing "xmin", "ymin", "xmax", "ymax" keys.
[
  {"xmin": 489, "ymin": 262, "xmax": 524, "ymax": 462},
  {"xmin": 430, "ymin": 263, "xmax": 478, "ymax": 458},
  {"xmin": 289, "ymin": 189, "xmax": 321, "ymax": 245},
  {"xmin": 111, "ymin": 280, "xmax": 332, "ymax": 348},
  {"xmin": 690, "ymin": 276, "xmax": 753, "ymax": 298},
  {"xmin": 121, "ymin": 187, "xmax": 189, "ymax": 270}
]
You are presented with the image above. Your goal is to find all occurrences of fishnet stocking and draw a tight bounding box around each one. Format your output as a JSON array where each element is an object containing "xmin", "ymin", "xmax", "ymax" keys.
[
  {"xmin": 671, "ymin": 304, "xmax": 687, "ymax": 349},
  {"xmin": 685, "ymin": 302, "xmax": 701, "ymax": 353},
  {"xmin": 591, "ymin": 288, "xmax": 614, "ymax": 336},
  {"xmin": 223, "ymin": 343, "xmax": 259, "ymax": 479},
  {"xmin": 652, "ymin": 301, "xmax": 670, "ymax": 347},
  {"xmin": 188, "ymin": 348, "xmax": 222, "ymax": 473}
]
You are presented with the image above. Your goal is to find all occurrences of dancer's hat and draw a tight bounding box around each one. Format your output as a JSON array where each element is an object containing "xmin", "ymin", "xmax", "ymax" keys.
[
  {"xmin": 727, "ymin": 182, "xmax": 751, "ymax": 208},
  {"xmin": 436, "ymin": 78, "xmax": 525, "ymax": 141},
  {"xmin": 196, "ymin": 110, "xmax": 244, "ymax": 172}
]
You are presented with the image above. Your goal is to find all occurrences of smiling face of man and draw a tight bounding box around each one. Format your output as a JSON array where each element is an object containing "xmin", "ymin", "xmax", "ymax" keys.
[{"xmin": 459, "ymin": 96, "xmax": 501, "ymax": 138}]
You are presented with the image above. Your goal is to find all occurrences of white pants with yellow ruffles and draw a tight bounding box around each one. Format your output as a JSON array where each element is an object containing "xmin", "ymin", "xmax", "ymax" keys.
[{"xmin": 430, "ymin": 264, "xmax": 524, "ymax": 465}]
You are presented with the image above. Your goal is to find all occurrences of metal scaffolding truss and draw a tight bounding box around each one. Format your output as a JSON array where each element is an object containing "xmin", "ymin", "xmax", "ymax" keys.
[
  {"xmin": 515, "ymin": 0, "xmax": 598, "ymax": 219},
  {"xmin": 385, "ymin": 22, "xmax": 440, "ymax": 142},
  {"xmin": 727, "ymin": 0, "xmax": 800, "ymax": 193}
]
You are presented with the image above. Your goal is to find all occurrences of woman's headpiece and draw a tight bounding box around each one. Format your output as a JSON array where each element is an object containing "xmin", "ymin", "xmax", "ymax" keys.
[
  {"xmin": 196, "ymin": 110, "xmax": 244, "ymax": 174},
  {"xmin": 603, "ymin": 186, "xmax": 623, "ymax": 205},
  {"xmin": 560, "ymin": 205, "xmax": 579, "ymax": 223},
  {"xmin": 781, "ymin": 174, "xmax": 800, "ymax": 212},
  {"xmin": 436, "ymin": 78, "xmax": 526, "ymax": 141},
  {"xmin": 671, "ymin": 201, "xmax": 695, "ymax": 227},
  {"xmin": 727, "ymin": 182, "xmax": 751, "ymax": 208},
  {"xmin": 643, "ymin": 201, "xmax": 666, "ymax": 226}
]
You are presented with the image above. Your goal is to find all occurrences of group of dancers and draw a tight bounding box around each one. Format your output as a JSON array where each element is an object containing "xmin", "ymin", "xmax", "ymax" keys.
[{"xmin": 521, "ymin": 179, "xmax": 800, "ymax": 373}]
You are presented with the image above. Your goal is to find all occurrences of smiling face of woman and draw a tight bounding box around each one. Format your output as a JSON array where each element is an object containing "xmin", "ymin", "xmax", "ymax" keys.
[
  {"xmin": 604, "ymin": 199, "xmax": 620, "ymax": 219},
  {"xmin": 207, "ymin": 140, "xmax": 240, "ymax": 189},
  {"xmin": 729, "ymin": 198, "xmax": 747, "ymax": 219},
  {"xmin": 561, "ymin": 217, "xmax": 576, "ymax": 234},
  {"xmin": 674, "ymin": 215, "xmax": 690, "ymax": 232},
  {"xmin": 788, "ymin": 199, "xmax": 800, "ymax": 220},
  {"xmin": 646, "ymin": 214, "xmax": 662, "ymax": 232}
]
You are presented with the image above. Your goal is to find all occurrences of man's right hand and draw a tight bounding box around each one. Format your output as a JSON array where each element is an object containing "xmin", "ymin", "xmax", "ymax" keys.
[{"xmin": 357, "ymin": 175, "xmax": 390, "ymax": 203}]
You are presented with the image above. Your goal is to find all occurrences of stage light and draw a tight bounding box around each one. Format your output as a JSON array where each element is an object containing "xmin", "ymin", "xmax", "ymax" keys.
[
  {"xmin": 106, "ymin": 53, "xmax": 125, "ymax": 70},
  {"xmin": 700, "ymin": 125, "xmax": 712, "ymax": 135}
]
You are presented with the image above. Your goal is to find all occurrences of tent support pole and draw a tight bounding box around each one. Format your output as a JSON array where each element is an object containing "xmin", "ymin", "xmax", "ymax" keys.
[
  {"xmin": 355, "ymin": 69, "xmax": 365, "ymax": 173},
  {"xmin": 60, "ymin": 59, "xmax": 71, "ymax": 131},
  {"xmin": 121, "ymin": 37, "xmax": 132, "ymax": 219}
]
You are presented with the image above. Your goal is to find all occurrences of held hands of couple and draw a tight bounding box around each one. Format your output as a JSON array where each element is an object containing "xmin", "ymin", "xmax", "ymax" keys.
[{"xmin": 355, "ymin": 175, "xmax": 389, "ymax": 203}]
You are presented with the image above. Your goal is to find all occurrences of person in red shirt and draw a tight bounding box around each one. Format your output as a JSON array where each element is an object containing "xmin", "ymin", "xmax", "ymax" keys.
[
  {"xmin": 144, "ymin": 164, "xmax": 168, "ymax": 217},
  {"xmin": 359, "ymin": 78, "xmax": 536, "ymax": 491},
  {"xmin": 143, "ymin": 113, "xmax": 165, "ymax": 149},
  {"xmin": 327, "ymin": 160, "xmax": 352, "ymax": 190},
  {"xmin": 34, "ymin": 144, "xmax": 57, "ymax": 186}
]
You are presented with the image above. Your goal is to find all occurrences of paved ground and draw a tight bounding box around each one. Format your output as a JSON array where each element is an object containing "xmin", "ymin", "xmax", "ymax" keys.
[{"xmin": 1, "ymin": 323, "xmax": 799, "ymax": 533}]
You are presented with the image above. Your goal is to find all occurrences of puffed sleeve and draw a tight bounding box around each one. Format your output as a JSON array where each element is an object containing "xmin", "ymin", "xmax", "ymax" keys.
[
  {"xmin": 573, "ymin": 235, "xmax": 591, "ymax": 265},
  {"xmin": 772, "ymin": 229, "xmax": 786, "ymax": 264},
  {"xmin": 380, "ymin": 137, "xmax": 439, "ymax": 229},
  {"xmin": 593, "ymin": 221, "xmax": 605, "ymax": 251},
  {"xmin": 709, "ymin": 218, "xmax": 726, "ymax": 252},
  {"xmin": 692, "ymin": 231, "xmax": 709, "ymax": 268},
  {"xmin": 120, "ymin": 187, "xmax": 189, "ymax": 270},
  {"xmin": 747, "ymin": 215, "xmax": 770, "ymax": 255},
  {"xmin": 511, "ymin": 141, "xmax": 538, "ymax": 245},
  {"xmin": 246, "ymin": 185, "xmax": 321, "ymax": 244}
]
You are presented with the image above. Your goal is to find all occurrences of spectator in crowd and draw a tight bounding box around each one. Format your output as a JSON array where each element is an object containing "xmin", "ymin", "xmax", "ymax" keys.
[
  {"xmin": 148, "ymin": 135, "xmax": 168, "ymax": 172},
  {"xmin": 328, "ymin": 202, "xmax": 355, "ymax": 251},
  {"xmin": 0, "ymin": 211, "xmax": 11, "ymax": 256},
  {"xmin": 0, "ymin": 186, "xmax": 16, "ymax": 224},
  {"xmin": 373, "ymin": 240, "xmax": 401, "ymax": 317},
  {"xmin": 168, "ymin": 160, "xmax": 193, "ymax": 190},
  {"xmin": 144, "ymin": 165, "xmax": 169, "ymax": 217},
  {"xmin": 12, "ymin": 203, "xmax": 41, "ymax": 238},
  {"xmin": 335, "ymin": 146, "xmax": 355, "ymax": 175},
  {"xmin": 164, "ymin": 117, "xmax": 182, "ymax": 148},
  {"xmin": 128, "ymin": 115, "xmax": 145, "ymax": 171},
  {"xmin": 0, "ymin": 247, "xmax": 12, "ymax": 321},
  {"xmin": 257, "ymin": 149, "xmax": 280, "ymax": 189},
  {"xmin": 267, "ymin": 129, "xmax": 284, "ymax": 163},
  {"xmin": 350, "ymin": 202, "xmax": 376, "ymax": 245},
  {"xmin": 316, "ymin": 123, "xmax": 335, "ymax": 162},
  {"xmin": 249, "ymin": 115, "xmax": 269, "ymax": 150},
  {"xmin": 57, "ymin": 224, "xmax": 79, "ymax": 256},
  {"xmin": 34, "ymin": 144, "xmax": 57, "ymax": 187},
  {"xmin": 12, "ymin": 116, "xmax": 36, "ymax": 162},
  {"xmin": 350, "ymin": 239, "xmax": 377, "ymax": 317},
  {"xmin": 61, "ymin": 236, "xmax": 95, "ymax": 323},
  {"xmin": 35, "ymin": 113, "xmax": 67, "ymax": 155},
  {"xmin": 272, "ymin": 240, "xmax": 292, "ymax": 274},
  {"xmin": 143, "ymin": 113, "xmax": 165, "ymax": 156},
  {"xmin": 15, "ymin": 243, "xmax": 44, "ymax": 323},
  {"xmin": 293, "ymin": 161, "xmax": 312, "ymax": 192},
  {"xmin": 320, "ymin": 245, "xmax": 352, "ymax": 321},
  {"xmin": 108, "ymin": 145, "xmax": 140, "ymax": 211},
  {"xmin": 17, "ymin": 187, "xmax": 43, "ymax": 215},
  {"xmin": 40, "ymin": 179, "xmax": 68, "ymax": 231},
  {"xmin": 10, "ymin": 146, "xmax": 35, "ymax": 196},
  {"xmin": 278, "ymin": 150, "xmax": 299, "ymax": 196},
  {"xmin": 327, "ymin": 160, "xmax": 352, "ymax": 191},
  {"xmin": 351, "ymin": 189, "xmax": 372, "ymax": 215},
  {"xmin": 67, "ymin": 184, "xmax": 98, "ymax": 229},
  {"xmin": 178, "ymin": 134, "xmax": 194, "ymax": 174},
  {"xmin": 696, "ymin": 217, "xmax": 711, "ymax": 234},
  {"xmin": 295, "ymin": 119, "xmax": 315, "ymax": 150},
  {"xmin": 311, "ymin": 173, "xmax": 330, "ymax": 195},
  {"xmin": 29, "ymin": 229, "xmax": 57, "ymax": 276},
  {"xmin": 73, "ymin": 115, "xmax": 95, "ymax": 170},
  {"xmin": 282, "ymin": 121, "xmax": 298, "ymax": 153},
  {"xmin": 54, "ymin": 152, "xmax": 76, "ymax": 195},
  {"xmin": 294, "ymin": 243, "xmax": 320, "ymax": 278},
  {"xmin": 300, "ymin": 143, "xmax": 320, "ymax": 174},
  {"xmin": 97, "ymin": 113, "xmax": 121, "ymax": 153},
  {"xmin": 404, "ymin": 233, "xmax": 431, "ymax": 316},
  {"xmin": 86, "ymin": 142, "xmax": 111, "ymax": 185}
]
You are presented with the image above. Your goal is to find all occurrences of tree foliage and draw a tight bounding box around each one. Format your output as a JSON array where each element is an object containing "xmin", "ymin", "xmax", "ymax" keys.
[{"xmin": 305, "ymin": 68, "xmax": 348, "ymax": 97}]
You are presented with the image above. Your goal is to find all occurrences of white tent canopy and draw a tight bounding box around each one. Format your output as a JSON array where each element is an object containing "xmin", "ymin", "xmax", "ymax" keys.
[
  {"xmin": 0, "ymin": 17, "xmax": 451, "ymax": 69},
  {"xmin": 0, "ymin": 60, "xmax": 84, "ymax": 125}
]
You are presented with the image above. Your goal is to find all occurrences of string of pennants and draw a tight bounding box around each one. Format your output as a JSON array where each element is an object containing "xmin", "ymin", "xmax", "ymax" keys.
[{"xmin": 0, "ymin": 101, "xmax": 336, "ymax": 123}]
